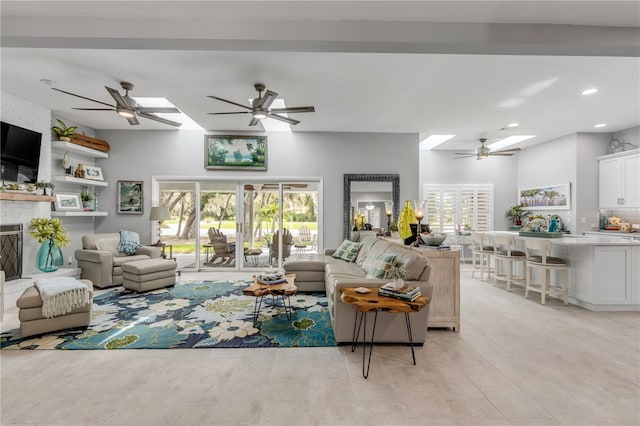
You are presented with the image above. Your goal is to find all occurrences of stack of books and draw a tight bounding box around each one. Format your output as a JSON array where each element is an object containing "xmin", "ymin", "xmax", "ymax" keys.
[{"xmin": 378, "ymin": 282, "xmax": 422, "ymax": 301}]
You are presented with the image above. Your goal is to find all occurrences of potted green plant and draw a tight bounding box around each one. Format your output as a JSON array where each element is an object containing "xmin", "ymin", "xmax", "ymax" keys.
[
  {"xmin": 51, "ymin": 119, "xmax": 77, "ymax": 141},
  {"xmin": 80, "ymin": 192, "xmax": 94, "ymax": 210},
  {"xmin": 505, "ymin": 204, "xmax": 531, "ymax": 227},
  {"xmin": 29, "ymin": 218, "xmax": 70, "ymax": 272},
  {"xmin": 34, "ymin": 181, "xmax": 55, "ymax": 195}
]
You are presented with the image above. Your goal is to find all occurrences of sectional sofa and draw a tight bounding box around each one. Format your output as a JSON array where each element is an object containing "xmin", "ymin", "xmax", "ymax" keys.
[{"xmin": 284, "ymin": 235, "xmax": 434, "ymax": 344}]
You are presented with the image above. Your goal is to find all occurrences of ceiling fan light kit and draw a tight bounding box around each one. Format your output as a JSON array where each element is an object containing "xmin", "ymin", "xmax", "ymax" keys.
[
  {"xmin": 453, "ymin": 138, "xmax": 522, "ymax": 160},
  {"xmin": 208, "ymin": 83, "xmax": 315, "ymax": 126},
  {"xmin": 52, "ymin": 81, "xmax": 182, "ymax": 127}
]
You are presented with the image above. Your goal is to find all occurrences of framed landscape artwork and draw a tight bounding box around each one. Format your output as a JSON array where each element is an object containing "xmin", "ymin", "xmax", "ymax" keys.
[
  {"xmin": 204, "ymin": 135, "xmax": 267, "ymax": 171},
  {"xmin": 117, "ymin": 180, "xmax": 143, "ymax": 214},
  {"xmin": 83, "ymin": 165, "xmax": 104, "ymax": 181},
  {"xmin": 519, "ymin": 183, "xmax": 570, "ymax": 210},
  {"xmin": 54, "ymin": 193, "xmax": 82, "ymax": 211}
]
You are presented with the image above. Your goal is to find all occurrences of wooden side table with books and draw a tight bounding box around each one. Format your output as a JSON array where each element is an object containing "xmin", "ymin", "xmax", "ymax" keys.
[{"xmin": 339, "ymin": 287, "xmax": 430, "ymax": 379}]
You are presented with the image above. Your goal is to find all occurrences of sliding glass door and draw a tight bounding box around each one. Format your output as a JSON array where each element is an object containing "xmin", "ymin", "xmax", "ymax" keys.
[{"xmin": 155, "ymin": 178, "xmax": 320, "ymax": 272}]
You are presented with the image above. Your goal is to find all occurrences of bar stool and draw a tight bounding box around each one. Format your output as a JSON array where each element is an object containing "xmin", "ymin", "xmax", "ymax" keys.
[
  {"xmin": 448, "ymin": 233, "xmax": 468, "ymax": 264},
  {"xmin": 492, "ymin": 234, "xmax": 526, "ymax": 291},
  {"xmin": 470, "ymin": 232, "xmax": 494, "ymax": 281},
  {"xmin": 524, "ymin": 238, "xmax": 568, "ymax": 305}
]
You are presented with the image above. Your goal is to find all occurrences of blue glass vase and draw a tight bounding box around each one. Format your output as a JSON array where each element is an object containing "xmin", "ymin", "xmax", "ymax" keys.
[{"xmin": 36, "ymin": 238, "xmax": 63, "ymax": 272}]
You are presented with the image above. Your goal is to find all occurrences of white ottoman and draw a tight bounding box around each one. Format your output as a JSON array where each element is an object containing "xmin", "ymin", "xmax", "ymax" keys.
[{"xmin": 121, "ymin": 259, "xmax": 176, "ymax": 292}]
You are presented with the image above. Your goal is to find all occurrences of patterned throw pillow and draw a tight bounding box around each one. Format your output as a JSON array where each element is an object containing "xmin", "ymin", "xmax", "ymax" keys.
[
  {"xmin": 365, "ymin": 254, "xmax": 396, "ymax": 279},
  {"xmin": 118, "ymin": 230, "xmax": 141, "ymax": 255},
  {"xmin": 331, "ymin": 240, "xmax": 362, "ymax": 263}
]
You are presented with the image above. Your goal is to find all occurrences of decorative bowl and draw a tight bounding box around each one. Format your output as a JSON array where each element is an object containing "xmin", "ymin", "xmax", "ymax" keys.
[{"xmin": 419, "ymin": 233, "xmax": 447, "ymax": 246}]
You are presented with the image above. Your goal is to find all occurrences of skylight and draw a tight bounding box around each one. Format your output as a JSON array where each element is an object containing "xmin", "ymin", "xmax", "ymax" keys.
[
  {"xmin": 488, "ymin": 135, "xmax": 536, "ymax": 150},
  {"xmin": 420, "ymin": 134, "xmax": 456, "ymax": 150},
  {"xmin": 133, "ymin": 97, "xmax": 203, "ymax": 130}
]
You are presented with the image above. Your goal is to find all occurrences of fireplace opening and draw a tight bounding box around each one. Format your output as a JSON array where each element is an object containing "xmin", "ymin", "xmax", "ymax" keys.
[{"xmin": 1, "ymin": 224, "xmax": 23, "ymax": 281}]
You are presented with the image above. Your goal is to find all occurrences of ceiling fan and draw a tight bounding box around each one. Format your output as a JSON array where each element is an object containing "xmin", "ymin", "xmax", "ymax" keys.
[
  {"xmin": 207, "ymin": 83, "xmax": 315, "ymax": 126},
  {"xmin": 245, "ymin": 183, "xmax": 309, "ymax": 191},
  {"xmin": 52, "ymin": 81, "xmax": 182, "ymax": 127},
  {"xmin": 453, "ymin": 138, "xmax": 521, "ymax": 160}
]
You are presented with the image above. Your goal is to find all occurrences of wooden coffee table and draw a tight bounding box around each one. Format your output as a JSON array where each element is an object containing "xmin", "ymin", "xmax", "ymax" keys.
[
  {"xmin": 243, "ymin": 274, "xmax": 297, "ymax": 322},
  {"xmin": 339, "ymin": 287, "xmax": 430, "ymax": 379}
]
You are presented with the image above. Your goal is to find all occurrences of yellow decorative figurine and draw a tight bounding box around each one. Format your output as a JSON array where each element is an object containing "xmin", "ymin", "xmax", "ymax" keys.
[{"xmin": 398, "ymin": 200, "xmax": 418, "ymax": 240}]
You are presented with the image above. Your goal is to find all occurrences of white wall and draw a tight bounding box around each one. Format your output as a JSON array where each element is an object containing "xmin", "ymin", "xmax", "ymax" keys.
[
  {"xmin": 613, "ymin": 126, "xmax": 640, "ymax": 148},
  {"xmin": 575, "ymin": 132, "xmax": 610, "ymax": 233},
  {"xmin": 419, "ymin": 149, "xmax": 518, "ymax": 230},
  {"xmin": 94, "ymin": 129, "xmax": 419, "ymax": 248}
]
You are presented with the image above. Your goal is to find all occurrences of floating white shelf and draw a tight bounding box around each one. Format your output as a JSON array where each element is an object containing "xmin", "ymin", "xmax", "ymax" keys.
[
  {"xmin": 52, "ymin": 141, "xmax": 109, "ymax": 158},
  {"xmin": 53, "ymin": 175, "xmax": 109, "ymax": 187},
  {"xmin": 51, "ymin": 211, "xmax": 108, "ymax": 217}
]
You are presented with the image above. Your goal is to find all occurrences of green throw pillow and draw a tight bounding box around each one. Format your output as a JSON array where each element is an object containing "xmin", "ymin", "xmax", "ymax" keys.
[
  {"xmin": 118, "ymin": 230, "xmax": 141, "ymax": 255},
  {"xmin": 332, "ymin": 240, "xmax": 362, "ymax": 263},
  {"xmin": 365, "ymin": 254, "xmax": 396, "ymax": 279}
]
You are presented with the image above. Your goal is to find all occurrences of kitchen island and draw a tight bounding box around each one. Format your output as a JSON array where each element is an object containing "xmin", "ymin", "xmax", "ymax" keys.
[{"xmin": 491, "ymin": 232, "xmax": 640, "ymax": 311}]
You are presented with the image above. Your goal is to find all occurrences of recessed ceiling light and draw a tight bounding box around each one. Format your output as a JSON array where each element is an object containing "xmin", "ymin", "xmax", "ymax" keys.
[
  {"xmin": 420, "ymin": 134, "xmax": 456, "ymax": 150},
  {"xmin": 507, "ymin": 123, "xmax": 519, "ymax": 128},
  {"xmin": 594, "ymin": 123, "xmax": 607, "ymax": 128},
  {"xmin": 488, "ymin": 135, "xmax": 536, "ymax": 150},
  {"xmin": 582, "ymin": 88, "xmax": 598, "ymax": 96}
]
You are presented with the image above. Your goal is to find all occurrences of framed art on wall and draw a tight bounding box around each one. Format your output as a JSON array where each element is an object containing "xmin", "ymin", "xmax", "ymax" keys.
[
  {"xmin": 83, "ymin": 165, "xmax": 104, "ymax": 181},
  {"xmin": 518, "ymin": 183, "xmax": 570, "ymax": 210},
  {"xmin": 117, "ymin": 180, "xmax": 143, "ymax": 214},
  {"xmin": 204, "ymin": 135, "xmax": 267, "ymax": 170},
  {"xmin": 54, "ymin": 193, "xmax": 82, "ymax": 211}
]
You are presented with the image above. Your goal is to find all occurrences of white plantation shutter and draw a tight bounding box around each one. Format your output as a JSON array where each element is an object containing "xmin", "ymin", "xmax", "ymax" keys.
[{"xmin": 423, "ymin": 184, "xmax": 494, "ymax": 233}]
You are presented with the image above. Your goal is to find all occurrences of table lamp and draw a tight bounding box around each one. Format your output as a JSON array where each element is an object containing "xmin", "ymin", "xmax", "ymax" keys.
[
  {"xmin": 413, "ymin": 200, "xmax": 426, "ymax": 246},
  {"xmin": 150, "ymin": 206, "xmax": 171, "ymax": 245},
  {"xmin": 384, "ymin": 201, "xmax": 394, "ymax": 236}
]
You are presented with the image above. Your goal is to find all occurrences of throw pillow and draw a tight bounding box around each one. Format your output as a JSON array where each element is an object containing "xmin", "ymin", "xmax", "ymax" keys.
[
  {"xmin": 118, "ymin": 230, "xmax": 141, "ymax": 256},
  {"xmin": 365, "ymin": 254, "xmax": 396, "ymax": 279},
  {"xmin": 331, "ymin": 239, "xmax": 362, "ymax": 263}
]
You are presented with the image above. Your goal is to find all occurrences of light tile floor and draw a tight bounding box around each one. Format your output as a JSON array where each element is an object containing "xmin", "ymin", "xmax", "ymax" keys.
[{"xmin": 1, "ymin": 267, "xmax": 639, "ymax": 425}]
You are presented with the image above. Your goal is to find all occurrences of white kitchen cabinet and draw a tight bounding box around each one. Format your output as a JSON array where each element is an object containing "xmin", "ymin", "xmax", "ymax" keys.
[{"xmin": 598, "ymin": 150, "xmax": 640, "ymax": 209}]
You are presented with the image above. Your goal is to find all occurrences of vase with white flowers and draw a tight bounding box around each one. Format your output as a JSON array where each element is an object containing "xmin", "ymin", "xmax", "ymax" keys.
[{"xmin": 384, "ymin": 265, "xmax": 407, "ymax": 290}]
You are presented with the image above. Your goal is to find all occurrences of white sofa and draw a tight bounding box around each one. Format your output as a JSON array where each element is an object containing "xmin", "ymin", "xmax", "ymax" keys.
[
  {"xmin": 75, "ymin": 233, "xmax": 162, "ymax": 288},
  {"xmin": 284, "ymin": 236, "xmax": 434, "ymax": 344}
]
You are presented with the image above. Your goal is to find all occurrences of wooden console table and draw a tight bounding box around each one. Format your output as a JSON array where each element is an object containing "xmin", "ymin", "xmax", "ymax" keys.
[{"xmin": 381, "ymin": 237, "xmax": 461, "ymax": 331}]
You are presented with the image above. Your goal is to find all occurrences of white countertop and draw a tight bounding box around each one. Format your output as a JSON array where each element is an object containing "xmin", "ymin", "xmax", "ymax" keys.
[{"xmin": 491, "ymin": 231, "xmax": 640, "ymax": 246}]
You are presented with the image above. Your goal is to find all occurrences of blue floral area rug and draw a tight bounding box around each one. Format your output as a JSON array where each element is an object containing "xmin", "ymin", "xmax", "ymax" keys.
[{"xmin": 0, "ymin": 280, "xmax": 336, "ymax": 350}]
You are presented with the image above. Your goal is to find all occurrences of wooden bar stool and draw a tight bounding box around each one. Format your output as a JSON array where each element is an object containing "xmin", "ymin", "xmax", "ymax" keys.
[
  {"xmin": 470, "ymin": 232, "xmax": 494, "ymax": 281},
  {"xmin": 492, "ymin": 234, "xmax": 526, "ymax": 291},
  {"xmin": 524, "ymin": 238, "xmax": 568, "ymax": 305}
]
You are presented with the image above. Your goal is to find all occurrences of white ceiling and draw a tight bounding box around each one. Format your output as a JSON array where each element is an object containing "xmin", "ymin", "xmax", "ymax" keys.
[{"xmin": 1, "ymin": 1, "xmax": 639, "ymax": 151}]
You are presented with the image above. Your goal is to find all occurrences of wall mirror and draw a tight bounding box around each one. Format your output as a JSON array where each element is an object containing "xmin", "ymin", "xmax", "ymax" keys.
[{"xmin": 343, "ymin": 174, "xmax": 400, "ymax": 239}]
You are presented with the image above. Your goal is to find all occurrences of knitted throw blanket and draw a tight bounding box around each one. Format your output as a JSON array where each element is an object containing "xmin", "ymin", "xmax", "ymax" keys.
[{"xmin": 35, "ymin": 277, "xmax": 91, "ymax": 319}]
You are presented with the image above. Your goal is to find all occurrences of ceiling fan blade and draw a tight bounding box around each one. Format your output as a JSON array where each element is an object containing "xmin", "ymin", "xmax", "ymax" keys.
[
  {"xmin": 453, "ymin": 152, "xmax": 474, "ymax": 155},
  {"xmin": 488, "ymin": 152, "xmax": 516, "ymax": 156},
  {"xmin": 137, "ymin": 112, "xmax": 182, "ymax": 127},
  {"xmin": 124, "ymin": 114, "xmax": 140, "ymax": 125},
  {"xmin": 255, "ymin": 90, "xmax": 278, "ymax": 109},
  {"xmin": 136, "ymin": 107, "xmax": 181, "ymax": 114},
  {"xmin": 492, "ymin": 148, "xmax": 522, "ymax": 154},
  {"xmin": 248, "ymin": 117, "xmax": 261, "ymax": 126},
  {"xmin": 207, "ymin": 111, "xmax": 252, "ymax": 115},
  {"xmin": 207, "ymin": 95, "xmax": 253, "ymax": 111},
  {"xmin": 52, "ymin": 88, "xmax": 115, "ymax": 108},
  {"xmin": 105, "ymin": 86, "xmax": 130, "ymax": 108},
  {"xmin": 270, "ymin": 106, "xmax": 315, "ymax": 114},
  {"xmin": 72, "ymin": 108, "xmax": 115, "ymax": 111},
  {"xmin": 453, "ymin": 154, "xmax": 476, "ymax": 159},
  {"xmin": 267, "ymin": 112, "xmax": 300, "ymax": 125}
]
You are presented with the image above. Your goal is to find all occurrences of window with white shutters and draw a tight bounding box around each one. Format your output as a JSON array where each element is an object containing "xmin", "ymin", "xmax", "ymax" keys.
[{"xmin": 423, "ymin": 184, "xmax": 494, "ymax": 233}]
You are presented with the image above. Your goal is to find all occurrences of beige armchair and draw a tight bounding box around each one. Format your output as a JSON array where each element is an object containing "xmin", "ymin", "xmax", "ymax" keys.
[{"xmin": 75, "ymin": 233, "xmax": 162, "ymax": 288}]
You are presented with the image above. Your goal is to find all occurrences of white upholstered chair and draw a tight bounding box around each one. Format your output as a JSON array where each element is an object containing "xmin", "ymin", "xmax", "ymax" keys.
[
  {"xmin": 470, "ymin": 232, "xmax": 494, "ymax": 281},
  {"xmin": 492, "ymin": 233, "xmax": 526, "ymax": 291}
]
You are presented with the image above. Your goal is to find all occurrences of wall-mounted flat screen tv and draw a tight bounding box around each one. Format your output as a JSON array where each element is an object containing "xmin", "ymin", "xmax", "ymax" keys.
[{"xmin": 1, "ymin": 121, "xmax": 42, "ymax": 184}]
